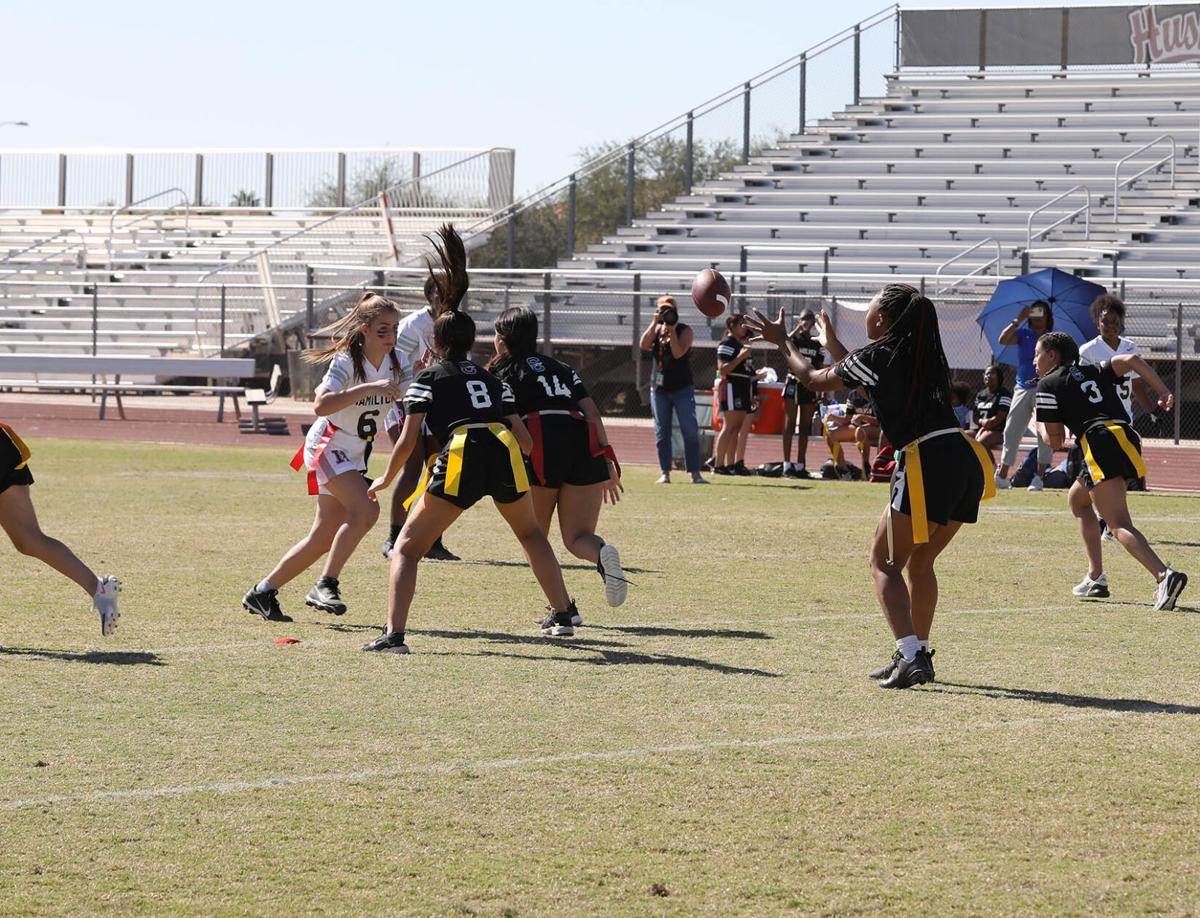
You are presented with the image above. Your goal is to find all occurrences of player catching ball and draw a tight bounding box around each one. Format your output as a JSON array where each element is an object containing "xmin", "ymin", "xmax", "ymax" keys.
[
  {"xmin": 0, "ymin": 422, "xmax": 120, "ymax": 635},
  {"xmin": 747, "ymin": 284, "xmax": 994, "ymax": 689},
  {"xmin": 363, "ymin": 225, "xmax": 578, "ymax": 654},
  {"xmin": 242, "ymin": 293, "xmax": 411, "ymax": 622},
  {"xmin": 1033, "ymin": 331, "xmax": 1186, "ymax": 610},
  {"xmin": 488, "ymin": 306, "xmax": 626, "ymax": 617}
]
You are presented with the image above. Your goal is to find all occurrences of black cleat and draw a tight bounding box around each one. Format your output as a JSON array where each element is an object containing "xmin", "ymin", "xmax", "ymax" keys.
[
  {"xmin": 878, "ymin": 649, "xmax": 933, "ymax": 689},
  {"xmin": 538, "ymin": 601, "xmax": 578, "ymax": 636},
  {"xmin": 424, "ymin": 538, "xmax": 460, "ymax": 562},
  {"xmin": 732, "ymin": 460, "xmax": 753, "ymax": 477},
  {"xmin": 305, "ymin": 576, "xmax": 347, "ymax": 615},
  {"xmin": 362, "ymin": 631, "xmax": 410, "ymax": 654},
  {"xmin": 926, "ymin": 648, "xmax": 936, "ymax": 682},
  {"xmin": 243, "ymin": 586, "xmax": 293, "ymax": 622},
  {"xmin": 868, "ymin": 649, "xmax": 902, "ymax": 681}
]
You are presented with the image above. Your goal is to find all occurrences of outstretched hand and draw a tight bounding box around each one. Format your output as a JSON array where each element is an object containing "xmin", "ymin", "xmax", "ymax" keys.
[
  {"xmin": 814, "ymin": 311, "xmax": 835, "ymax": 348},
  {"xmin": 744, "ymin": 307, "xmax": 788, "ymax": 347},
  {"xmin": 1158, "ymin": 391, "xmax": 1175, "ymax": 413},
  {"xmin": 366, "ymin": 476, "xmax": 389, "ymax": 502}
]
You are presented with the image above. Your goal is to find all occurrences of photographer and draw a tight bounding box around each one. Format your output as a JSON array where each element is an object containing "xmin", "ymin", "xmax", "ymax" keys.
[{"xmin": 639, "ymin": 295, "xmax": 708, "ymax": 484}]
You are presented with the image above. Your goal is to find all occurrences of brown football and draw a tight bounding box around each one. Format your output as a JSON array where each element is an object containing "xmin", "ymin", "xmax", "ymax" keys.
[{"xmin": 691, "ymin": 267, "xmax": 731, "ymax": 318}]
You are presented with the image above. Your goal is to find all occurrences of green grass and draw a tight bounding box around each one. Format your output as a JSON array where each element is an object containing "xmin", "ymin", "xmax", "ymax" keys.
[{"xmin": 1, "ymin": 439, "xmax": 1198, "ymax": 916}]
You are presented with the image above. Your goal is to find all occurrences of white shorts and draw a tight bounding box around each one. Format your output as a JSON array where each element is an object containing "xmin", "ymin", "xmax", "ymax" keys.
[{"xmin": 302, "ymin": 422, "xmax": 368, "ymax": 496}]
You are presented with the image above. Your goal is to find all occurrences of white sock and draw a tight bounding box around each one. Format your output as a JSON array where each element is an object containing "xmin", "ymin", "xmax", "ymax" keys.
[
  {"xmin": 918, "ymin": 639, "xmax": 929, "ymax": 652},
  {"xmin": 896, "ymin": 634, "xmax": 921, "ymax": 662},
  {"xmin": 256, "ymin": 578, "xmax": 276, "ymax": 594}
]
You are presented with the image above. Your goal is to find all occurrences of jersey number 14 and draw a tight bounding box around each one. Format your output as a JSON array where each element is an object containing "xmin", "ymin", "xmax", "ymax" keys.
[{"xmin": 537, "ymin": 375, "xmax": 572, "ymax": 399}]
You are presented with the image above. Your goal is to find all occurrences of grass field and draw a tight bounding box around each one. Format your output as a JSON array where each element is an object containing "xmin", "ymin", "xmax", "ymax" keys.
[{"xmin": 2, "ymin": 438, "xmax": 1199, "ymax": 915}]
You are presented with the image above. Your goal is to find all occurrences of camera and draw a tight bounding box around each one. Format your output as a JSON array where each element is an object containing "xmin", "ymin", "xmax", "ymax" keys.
[
  {"xmin": 659, "ymin": 305, "xmax": 679, "ymax": 326},
  {"xmin": 1029, "ymin": 306, "xmax": 1046, "ymax": 318}
]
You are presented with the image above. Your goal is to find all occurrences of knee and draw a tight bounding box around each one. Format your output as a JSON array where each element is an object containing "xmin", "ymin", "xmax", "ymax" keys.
[
  {"xmin": 396, "ymin": 536, "xmax": 424, "ymax": 562},
  {"xmin": 346, "ymin": 500, "xmax": 380, "ymax": 530}
]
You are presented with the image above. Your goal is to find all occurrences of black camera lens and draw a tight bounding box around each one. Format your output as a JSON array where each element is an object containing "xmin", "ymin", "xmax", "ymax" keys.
[{"xmin": 661, "ymin": 306, "xmax": 679, "ymax": 326}]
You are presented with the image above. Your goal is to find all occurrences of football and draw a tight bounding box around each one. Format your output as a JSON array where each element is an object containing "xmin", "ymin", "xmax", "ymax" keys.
[{"xmin": 691, "ymin": 267, "xmax": 731, "ymax": 318}]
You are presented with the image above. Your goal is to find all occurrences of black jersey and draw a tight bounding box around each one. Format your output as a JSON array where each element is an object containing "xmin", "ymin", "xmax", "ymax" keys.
[
  {"xmin": 1035, "ymin": 361, "xmax": 1129, "ymax": 440},
  {"xmin": 404, "ymin": 358, "xmax": 516, "ymax": 444},
  {"xmin": 717, "ymin": 336, "xmax": 754, "ymax": 378},
  {"xmin": 786, "ymin": 331, "xmax": 824, "ymax": 380},
  {"xmin": 973, "ymin": 386, "xmax": 1012, "ymax": 424},
  {"xmin": 835, "ymin": 344, "xmax": 959, "ymax": 448},
  {"xmin": 492, "ymin": 353, "xmax": 590, "ymax": 416}
]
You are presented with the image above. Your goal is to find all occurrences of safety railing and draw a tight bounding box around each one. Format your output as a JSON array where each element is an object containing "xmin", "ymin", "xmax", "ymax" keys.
[
  {"xmin": 934, "ymin": 237, "xmax": 1003, "ymax": 293},
  {"xmin": 106, "ymin": 188, "xmax": 190, "ymax": 267},
  {"xmin": 0, "ymin": 228, "xmax": 89, "ymax": 271},
  {"xmin": 1113, "ymin": 134, "xmax": 1177, "ymax": 222},
  {"xmin": 1025, "ymin": 184, "xmax": 1091, "ymax": 251}
]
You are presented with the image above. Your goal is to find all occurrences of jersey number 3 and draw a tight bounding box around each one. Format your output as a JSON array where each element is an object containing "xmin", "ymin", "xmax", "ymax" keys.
[
  {"xmin": 467, "ymin": 380, "xmax": 493, "ymax": 409},
  {"xmin": 1081, "ymin": 380, "xmax": 1104, "ymax": 404}
]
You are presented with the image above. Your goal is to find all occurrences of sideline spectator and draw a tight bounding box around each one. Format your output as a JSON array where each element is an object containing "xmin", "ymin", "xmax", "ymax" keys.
[
  {"xmin": 639, "ymin": 295, "xmax": 707, "ymax": 485},
  {"xmin": 996, "ymin": 300, "xmax": 1054, "ymax": 491},
  {"xmin": 781, "ymin": 309, "xmax": 824, "ymax": 479},
  {"xmin": 971, "ymin": 364, "xmax": 1011, "ymax": 464},
  {"xmin": 950, "ymin": 381, "xmax": 973, "ymax": 429},
  {"xmin": 713, "ymin": 313, "xmax": 758, "ymax": 476},
  {"xmin": 821, "ymin": 389, "xmax": 874, "ymax": 480}
]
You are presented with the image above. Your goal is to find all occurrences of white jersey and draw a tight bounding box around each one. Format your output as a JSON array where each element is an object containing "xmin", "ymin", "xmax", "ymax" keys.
[
  {"xmin": 1079, "ymin": 335, "xmax": 1139, "ymax": 421},
  {"xmin": 315, "ymin": 348, "xmax": 412, "ymax": 439},
  {"xmin": 396, "ymin": 306, "xmax": 435, "ymax": 362}
]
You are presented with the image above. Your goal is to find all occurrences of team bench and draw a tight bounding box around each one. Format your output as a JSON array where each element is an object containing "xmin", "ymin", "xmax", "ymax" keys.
[{"xmin": 0, "ymin": 355, "xmax": 255, "ymax": 422}]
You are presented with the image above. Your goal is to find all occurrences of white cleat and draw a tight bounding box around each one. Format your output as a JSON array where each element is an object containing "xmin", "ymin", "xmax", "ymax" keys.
[
  {"xmin": 599, "ymin": 542, "xmax": 628, "ymax": 608},
  {"xmin": 1153, "ymin": 566, "xmax": 1188, "ymax": 612},
  {"xmin": 1027, "ymin": 474, "xmax": 1044, "ymax": 492},
  {"xmin": 94, "ymin": 576, "xmax": 121, "ymax": 636}
]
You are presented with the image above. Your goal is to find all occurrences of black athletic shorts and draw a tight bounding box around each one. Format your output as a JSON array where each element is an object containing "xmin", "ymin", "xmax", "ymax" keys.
[
  {"xmin": 425, "ymin": 429, "xmax": 530, "ymax": 511},
  {"xmin": 0, "ymin": 425, "xmax": 34, "ymax": 495},
  {"xmin": 719, "ymin": 376, "xmax": 754, "ymax": 412},
  {"xmin": 1077, "ymin": 421, "xmax": 1146, "ymax": 490},
  {"xmin": 528, "ymin": 415, "xmax": 609, "ymax": 489},
  {"xmin": 783, "ymin": 376, "xmax": 818, "ymax": 406},
  {"xmin": 890, "ymin": 432, "xmax": 984, "ymax": 527}
]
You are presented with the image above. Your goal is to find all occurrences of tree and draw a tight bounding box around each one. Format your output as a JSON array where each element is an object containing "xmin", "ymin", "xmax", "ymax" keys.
[
  {"xmin": 306, "ymin": 159, "xmax": 410, "ymax": 209},
  {"xmin": 230, "ymin": 189, "xmax": 261, "ymax": 207},
  {"xmin": 471, "ymin": 135, "xmax": 750, "ymax": 269}
]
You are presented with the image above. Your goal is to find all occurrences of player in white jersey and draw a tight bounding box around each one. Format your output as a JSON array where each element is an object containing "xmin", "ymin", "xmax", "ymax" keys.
[
  {"xmin": 1079, "ymin": 294, "xmax": 1157, "ymax": 424},
  {"xmin": 242, "ymin": 292, "xmax": 411, "ymax": 622},
  {"xmin": 381, "ymin": 276, "xmax": 461, "ymax": 563}
]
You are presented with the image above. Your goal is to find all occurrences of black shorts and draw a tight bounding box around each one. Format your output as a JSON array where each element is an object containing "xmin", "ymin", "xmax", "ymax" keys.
[
  {"xmin": 890, "ymin": 432, "xmax": 984, "ymax": 527},
  {"xmin": 719, "ymin": 377, "xmax": 754, "ymax": 412},
  {"xmin": 0, "ymin": 425, "xmax": 34, "ymax": 495},
  {"xmin": 1077, "ymin": 421, "xmax": 1146, "ymax": 490},
  {"xmin": 783, "ymin": 376, "xmax": 818, "ymax": 406},
  {"xmin": 528, "ymin": 415, "xmax": 609, "ymax": 489},
  {"xmin": 425, "ymin": 429, "xmax": 530, "ymax": 511}
]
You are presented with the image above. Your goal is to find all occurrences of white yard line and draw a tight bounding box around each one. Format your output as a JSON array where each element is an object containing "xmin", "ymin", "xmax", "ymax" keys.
[{"xmin": 0, "ymin": 710, "xmax": 1136, "ymax": 811}]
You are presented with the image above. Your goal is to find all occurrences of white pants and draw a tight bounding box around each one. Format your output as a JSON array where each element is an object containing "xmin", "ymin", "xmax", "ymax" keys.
[{"xmin": 1000, "ymin": 385, "xmax": 1052, "ymax": 469}]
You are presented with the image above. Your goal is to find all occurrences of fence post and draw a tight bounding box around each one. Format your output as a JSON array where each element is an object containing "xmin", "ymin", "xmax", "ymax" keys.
[
  {"xmin": 305, "ymin": 265, "xmax": 315, "ymax": 331},
  {"xmin": 743, "ymin": 82, "xmax": 752, "ymax": 163},
  {"xmin": 626, "ymin": 143, "xmax": 636, "ymax": 225},
  {"xmin": 853, "ymin": 24, "xmax": 862, "ymax": 106},
  {"xmin": 894, "ymin": 8, "xmax": 902, "ymax": 72},
  {"xmin": 798, "ymin": 54, "xmax": 807, "ymax": 135},
  {"xmin": 1021, "ymin": 249, "xmax": 1030, "ymax": 274},
  {"xmin": 57, "ymin": 153, "xmax": 67, "ymax": 208},
  {"xmin": 336, "ymin": 153, "xmax": 347, "ymax": 207},
  {"xmin": 194, "ymin": 153, "xmax": 204, "ymax": 206},
  {"xmin": 567, "ymin": 173, "xmax": 577, "ymax": 256},
  {"xmin": 685, "ymin": 112, "xmax": 694, "ymax": 193},
  {"xmin": 633, "ymin": 273, "xmax": 643, "ymax": 398},
  {"xmin": 220, "ymin": 285, "xmax": 227, "ymax": 353},
  {"xmin": 739, "ymin": 246, "xmax": 748, "ymax": 309},
  {"xmin": 91, "ymin": 285, "xmax": 98, "ymax": 357},
  {"xmin": 264, "ymin": 152, "xmax": 274, "ymax": 208},
  {"xmin": 506, "ymin": 209, "xmax": 516, "ymax": 268},
  {"xmin": 542, "ymin": 272, "xmax": 553, "ymax": 356},
  {"xmin": 1175, "ymin": 304, "xmax": 1183, "ymax": 445},
  {"xmin": 124, "ymin": 153, "xmax": 134, "ymax": 207}
]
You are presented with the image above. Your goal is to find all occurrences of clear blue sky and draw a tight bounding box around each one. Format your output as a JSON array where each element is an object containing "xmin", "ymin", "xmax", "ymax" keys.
[{"xmin": 2, "ymin": 0, "xmax": 1072, "ymax": 195}]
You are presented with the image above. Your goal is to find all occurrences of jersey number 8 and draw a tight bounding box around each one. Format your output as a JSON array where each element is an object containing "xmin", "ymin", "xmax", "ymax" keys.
[{"xmin": 467, "ymin": 380, "xmax": 493, "ymax": 409}]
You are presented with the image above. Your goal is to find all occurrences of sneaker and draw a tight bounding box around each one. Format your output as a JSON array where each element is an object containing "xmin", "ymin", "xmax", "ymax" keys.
[
  {"xmin": 538, "ymin": 603, "xmax": 577, "ymax": 636},
  {"xmin": 361, "ymin": 631, "xmax": 410, "ymax": 654},
  {"xmin": 305, "ymin": 576, "xmax": 347, "ymax": 615},
  {"xmin": 242, "ymin": 586, "xmax": 293, "ymax": 622},
  {"xmin": 994, "ymin": 474, "xmax": 1011, "ymax": 490},
  {"xmin": 868, "ymin": 649, "xmax": 902, "ymax": 680},
  {"xmin": 655, "ymin": 473, "xmax": 671, "ymax": 484},
  {"xmin": 1027, "ymin": 474, "xmax": 1044, "ymax": 492},
  {"xmin": 424, "ymin": 539, "xmax": 460, "ymax": 562},
  {"xmin": 690, "ymin": 474, "xmax": 709, "ymax": 484},
  {"xmin": 93, "ymin": 576, "xmax": 121, "ymax": 637},
  {"xmin": 1072, "ymin": 572, "xmax": 1110, "ymax": 598},
  {"xmin": 732, "ymin": 461, "xmax": 753, "ymax": 477},
  {"xmin": 782, "ymin": 463, "xmax": 799, "ymax": 479},
  {"xmin": 794, "ymin": 468, "xmax": 814, "ymax": 480},
  {"xmin": 598, "ymin": 542, "xmax": 628, "ymax": 608},
  {"xmin": 1098, "ymin": 518, "xmax": 1117, "ymax": 543},
  {"xmin": 878, "ymin": 649, "xmax": 933, "ymax": 689},
  {"xmin": 713, "ymin": 466, "xmax": 734, "ymax": 476},
  {"xmin": 1153, "ymin": 566, "xmax": 1188, "ymax": 612}
]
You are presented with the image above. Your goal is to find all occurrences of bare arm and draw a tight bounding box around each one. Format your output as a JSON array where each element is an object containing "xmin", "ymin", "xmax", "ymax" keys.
[
  {"xmin": 314, "ymin": 379, "xmax": 401, "ymax": 417},
  {"xmin": 639, "ymin": 320, "xmax": 661, "ymax": 353},
  {"xmin": 814, "ymin": 311, "xmax": 848, "ymax": 363},
  {"xmin": 744, "ymin": 308, "xmax": 846, "ymax": 392},
  {"xmin": 1131, "ymin": 376, "xmax": 1158, "ymax": 414},
  {"xmin": 998, "ymin": 307, "xmax": 1031, "ymax": 347},
  {"xmin": 669, "ymin": 324, "xmax": 693, "ymax": 359},
  {"xmin": 507, "ymin": 413, "xmax": 533, "ymax": 454},
  {"xmin": 578, "ymin": 396, "xmax": 609, "ymax": 448},
  {"xmin": 1038, "ymin": 420, "xmax": 1067, "ymax": 451},
  {"xmin": 1109, "ymin": 354, "xmax": 1174, "ymax": 410},
  {"xmin": 367, "ymin": 412, "xmax": 424, "ymax": 499}
]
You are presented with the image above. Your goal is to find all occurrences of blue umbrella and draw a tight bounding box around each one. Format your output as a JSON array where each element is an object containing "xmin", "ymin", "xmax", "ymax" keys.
[{"xmin": 977, "ymin": 268, "xmax": 1105, "ymax": 367}]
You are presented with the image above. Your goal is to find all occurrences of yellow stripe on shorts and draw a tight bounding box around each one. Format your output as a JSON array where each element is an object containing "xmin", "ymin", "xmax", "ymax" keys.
[
  {"xmin": 442, "ymin": 422, "xmax": 529, "ymax": 498},
  {"xmin": 0, "ymin": 422, "xmax": 31, "ymax": 469},
  {"xmin": 1105, "ymin": 421, "xmax": 1147, "ymax": 479}
]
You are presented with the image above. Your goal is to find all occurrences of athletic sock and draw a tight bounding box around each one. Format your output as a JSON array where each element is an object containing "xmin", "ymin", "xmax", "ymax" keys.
[
  {"xmin": 388, "ymin": 524, "xmax": 402, "ymax": 542},
  {"xmin": 255, "ymin": 578, "xmax": 276, "ymax": 594},
  {"xmin": 896, "ymin": 634, "xmax": 921, "ymax": 662},
  {"xmin": 918, "ymin": 639, "xmax": 929, "ymax": 652}
]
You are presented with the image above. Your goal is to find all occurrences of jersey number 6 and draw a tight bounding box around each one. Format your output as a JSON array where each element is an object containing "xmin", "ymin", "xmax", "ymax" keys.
[{"xmin": 357, "ymin": 409, "xmax": 380, "ymax": 440}]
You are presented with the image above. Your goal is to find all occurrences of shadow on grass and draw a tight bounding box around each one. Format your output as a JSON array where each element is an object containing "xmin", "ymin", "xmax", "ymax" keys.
[
  {"xmin": 588, "ymin": 624, "xmax": 773, "ymax": 640},
  {"xmin": 1157, "ymin": 540, "xmax": 1200, "ymax": 548},
  {"xmin": 1085, "ymin": 599, "xmax": 1199, "ymax": 615},
  {"xmin": 710, "ymin": 481, "xmax": 814, "ymax": 491},
  {"xmin": 409, "ymin": 628, "xmax": 780, "ymax": 677},
  {"xmin": 930, "ymin": 681, "xmax": 1200, "ymax": 715},
  {"xmin": 451, "ymin": 559, "xmax": 658, "ymax": 574},
  {"xmin": 0, "ymin": 647, "xmax": 164, "ymax": 666},
  {"xmin": 312, "ymin": 621, "xmax": 384, "ymax": 634}
]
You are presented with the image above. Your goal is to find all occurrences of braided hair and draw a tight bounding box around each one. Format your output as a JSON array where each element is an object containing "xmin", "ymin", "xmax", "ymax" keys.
[
  {"xmin": 1039, "ymin": 331, "xmax": 1079, "ymax": 368},
  {"xmin": 857, "ymin": 283, "xmax": 952, "ymax": 415}
]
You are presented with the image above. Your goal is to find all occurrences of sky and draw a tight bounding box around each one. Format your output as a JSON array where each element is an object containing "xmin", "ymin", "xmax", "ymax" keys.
[{"xmin": 1, "ymin": 0, "xmax": 1102, "ymax": 197}]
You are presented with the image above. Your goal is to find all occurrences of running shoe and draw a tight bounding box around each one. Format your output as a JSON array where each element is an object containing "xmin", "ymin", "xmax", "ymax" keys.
[
  {"xmin": 305, "ymin": 576, "xmax": 347, "ymax": 615},
  {"xmin": 1153, "ymin": 566, "xmax": 1188, "ymax": 612},
  {"xmin": 598, "ymin": 542, "xmax": 627, "ymax": 608},
  {"xmin": 93, "ymin": 576, "xmax": 121, "ymax": 637},
  {"xmin": 1072, "ymin": 573, "xmax": 1110, "ymax": 599}
]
